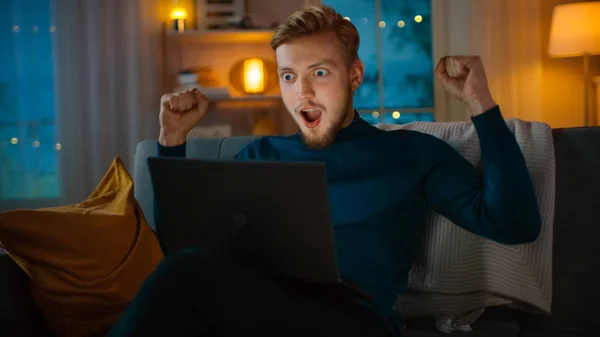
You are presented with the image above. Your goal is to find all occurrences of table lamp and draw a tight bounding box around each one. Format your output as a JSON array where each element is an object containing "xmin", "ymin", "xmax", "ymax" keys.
[
  {"xmin": 170, "ymin": 7, "xmax": 188, "ymax": 32},
  {"xmin": 243, "ymin": 58, "xmax": 265, "ymax": 94},
  {"xmin": 549, "ymin": 1, "xmax": 600, "ymax": 126}
]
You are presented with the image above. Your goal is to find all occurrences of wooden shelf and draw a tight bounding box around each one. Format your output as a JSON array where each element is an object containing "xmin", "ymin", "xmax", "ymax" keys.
[
  {"xmin": 209, "ymin": 94, "xmax": 280, "ymax": 101},
  {"xmin": 209, "ymin": 95, "xmax": 282, "ymax": 110},
  {"xmin": 166, "ymin": 29, "xmax": 274, "ymax": 44},
  {"xmin": 161, "ymin": 25, "xmax": 281, "ymax": 109}
]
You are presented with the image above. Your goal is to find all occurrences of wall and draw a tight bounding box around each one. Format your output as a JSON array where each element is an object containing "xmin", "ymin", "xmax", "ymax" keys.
[
  {"xmin": 540, "ymin": 0, "xmax": 600, "ymax": 128},
  {"xmin": 246, "ymin": 0, "xmax": 305, "ymax": 28},
  {"xmin": 432, "ymin": 0, "xmax": 471, "ymax": 122}
]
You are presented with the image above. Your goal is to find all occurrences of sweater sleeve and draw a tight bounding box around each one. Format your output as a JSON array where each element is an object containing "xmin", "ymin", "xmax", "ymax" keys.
[
  {"xmin": 157, "ymin": 141, "xmax": 186, "ymax": 157},
  {"xmin": 423, "ymin": 105, "xmax": 541, "ymax": 245},
  {"xmin": 153, "ymin": 141, "xmax": 186, "ymax": 253}
]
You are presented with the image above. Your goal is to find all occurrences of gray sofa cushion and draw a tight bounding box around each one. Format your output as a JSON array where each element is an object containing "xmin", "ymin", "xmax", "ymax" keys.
[{"xmin": 518, "ymin": 127, "xmax": 600, "ymax": 334}]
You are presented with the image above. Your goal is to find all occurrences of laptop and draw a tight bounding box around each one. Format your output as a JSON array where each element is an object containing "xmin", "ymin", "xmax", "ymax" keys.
[{"xmin": 147, "ymin": 156, "xmax": 371, "ymax": 300}]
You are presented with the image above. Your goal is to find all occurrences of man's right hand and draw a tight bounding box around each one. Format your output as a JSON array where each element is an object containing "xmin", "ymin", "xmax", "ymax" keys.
[{"xmin": 159, "ymin": 88, "xmax": 209, "ymax": 146}]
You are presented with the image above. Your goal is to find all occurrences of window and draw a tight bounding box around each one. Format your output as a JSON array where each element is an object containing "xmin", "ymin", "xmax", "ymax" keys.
[
  {"xmin": 322, "ymin": 0, "xmax": 434, "ymax": 124},
  {"xmin": 0, "ymin": 0, "xmax": 60, "ymax": 204}
]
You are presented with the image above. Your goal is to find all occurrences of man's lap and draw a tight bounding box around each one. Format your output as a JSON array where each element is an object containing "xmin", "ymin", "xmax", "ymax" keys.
[{"xmin": 109, "ymin": 247, "xmax": 393, "ymax": 337}]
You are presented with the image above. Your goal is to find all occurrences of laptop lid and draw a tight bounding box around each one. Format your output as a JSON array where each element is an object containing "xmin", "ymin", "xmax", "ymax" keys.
[{"xmin": 147, "ymin": 156, "xmax": 344, "ymax": 285}]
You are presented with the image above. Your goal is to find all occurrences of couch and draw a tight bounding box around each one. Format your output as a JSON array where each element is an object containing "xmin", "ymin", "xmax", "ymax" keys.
[{"xmin": 1, "ymin": 126, "xmax": 599, "ymax": 337}]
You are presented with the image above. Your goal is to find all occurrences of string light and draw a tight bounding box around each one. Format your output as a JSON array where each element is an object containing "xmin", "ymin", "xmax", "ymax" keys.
[
  {"xmin": 6, "ymin": 138, "xmax": 63, "ymax": 149},
  {"xmin": 378, "ymin": 21, "xmax": 386, "ymax": 28},
  {"xmin": 392, "ymin": 111, "xmax": 401, "ymax": 119},
  {"xmin": 372, "ymin": 111, "xmax": 379, "ymax": 118},
  {"xmin": 414, "ymin": 15, "xmax": 423, "ymax": 23},
  {"xmin": 344, "ymin": 16, "xmax": 350, "ymax": 21},
  {"xmin": 397, "ymin": 20, "xmax": 405, "ymax": 28},
  {"xmin": 12, "ymin": 25, "xmax": 19, "ymax": 33}
]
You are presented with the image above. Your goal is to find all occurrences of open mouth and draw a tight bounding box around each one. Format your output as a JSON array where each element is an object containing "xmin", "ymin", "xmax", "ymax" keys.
[{"xmin": 300, "ymin": 108, "xmax": 322, "ymax": 128}]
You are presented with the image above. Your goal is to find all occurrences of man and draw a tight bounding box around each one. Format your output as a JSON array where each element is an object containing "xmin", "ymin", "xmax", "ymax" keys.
[{"xmin": 108, "ymin": 4, "xmax": 541, "ymax": 337}]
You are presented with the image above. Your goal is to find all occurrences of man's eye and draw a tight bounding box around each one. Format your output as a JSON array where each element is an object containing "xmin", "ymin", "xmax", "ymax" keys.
[
  {"xmin": 282, "ymin": 73, "xmax": 294, "ymax": 81},
  {"xmin": 314, "ymin": 69, "xmax": 328, "ymax": 77}
]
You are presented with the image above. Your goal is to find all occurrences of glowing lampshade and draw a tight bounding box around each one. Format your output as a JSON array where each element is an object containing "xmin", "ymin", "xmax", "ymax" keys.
[
  {"xmin": 549, "ymin": 2, "xmax": 600, "ymax": 57},
  {"xmin": 243, "ymin": 58, "xmax": 265, "ymax": 94},
  {"xmin": 548, "ymin": 1, "xmax": 600, "ymax": 126}
]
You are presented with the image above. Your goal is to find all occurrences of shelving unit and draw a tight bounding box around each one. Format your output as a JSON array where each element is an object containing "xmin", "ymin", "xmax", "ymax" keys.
[
  {"xmin": 208, "ymin": 94, "xmax": 282, "ymax": 110},
  {"xmin": 161, "ymin": 27, "xmax": 296, "ymax": 135},
  {"xmin": 161, "ymin": 26, "xmax": 277, "ymax": 94},
  {"xmin": 165, "ymin": 29, "xmax": 274, "ymax": 44}
]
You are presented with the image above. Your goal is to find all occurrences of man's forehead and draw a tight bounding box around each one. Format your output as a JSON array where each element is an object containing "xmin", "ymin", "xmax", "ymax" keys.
[
  {"xmin": 276, "ymin": 58, "xmax": 337, "ymax": 72},
  {"xmin": 276, "ymin": 44, "xmax": 344, "ymax": 71}
]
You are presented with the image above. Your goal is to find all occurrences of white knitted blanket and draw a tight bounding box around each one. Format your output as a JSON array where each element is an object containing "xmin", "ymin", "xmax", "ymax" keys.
[{"xmin": 376, "ymin": 119, "xmax": 554, "ymax": 322}]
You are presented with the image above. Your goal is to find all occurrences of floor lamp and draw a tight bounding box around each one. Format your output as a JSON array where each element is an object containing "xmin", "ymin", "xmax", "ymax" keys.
[{"xmin": 549, "ymin": 2, "xmax": 600, "ymax": 126}]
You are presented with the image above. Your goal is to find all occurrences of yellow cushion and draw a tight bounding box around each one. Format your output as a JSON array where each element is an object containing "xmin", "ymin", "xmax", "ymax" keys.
[{"xmin": 0, "ymin": 157, "xmax": 164, "ymax": 337}]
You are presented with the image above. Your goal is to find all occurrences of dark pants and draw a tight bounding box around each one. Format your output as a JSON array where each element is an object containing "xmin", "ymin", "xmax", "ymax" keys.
[{"xmin": 106, "ymin": 248, "xmax": 394, "ymax": 337}]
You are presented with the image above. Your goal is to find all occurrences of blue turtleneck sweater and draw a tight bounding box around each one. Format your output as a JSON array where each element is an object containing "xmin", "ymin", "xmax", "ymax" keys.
[{"xmin": 157, "ymin": 106, "xmax": 541, "ymax": 334}]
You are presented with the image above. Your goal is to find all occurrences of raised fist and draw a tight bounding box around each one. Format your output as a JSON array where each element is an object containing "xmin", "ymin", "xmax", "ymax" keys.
[
  {"xmin": 159, "ymin": 89, "xmax": 209, "ymax": 146},
  {"xmin": 435, "ymin": 56, "xmax": 496, "ymax": 116}
]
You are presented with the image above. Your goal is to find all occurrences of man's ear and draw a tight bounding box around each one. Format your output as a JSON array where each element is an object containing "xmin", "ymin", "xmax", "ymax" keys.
[{"xmin": 350, "ymin": 58, "xmax": 364, "ymax": 92}]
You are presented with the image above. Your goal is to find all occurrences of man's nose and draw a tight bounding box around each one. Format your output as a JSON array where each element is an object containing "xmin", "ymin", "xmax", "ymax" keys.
[{"xmin": 296, "ymin": 77, "xmax": 315, "ymax": 100}]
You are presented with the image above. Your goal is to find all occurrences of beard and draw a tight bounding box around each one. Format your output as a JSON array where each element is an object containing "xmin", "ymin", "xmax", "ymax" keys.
[
  {"xmin": 300, "ymin": 87, "xmax": 353, "ymax": 150},
  {"xmin": 301, "ymin": 114, "xmax": 345, "ymax": 150}
]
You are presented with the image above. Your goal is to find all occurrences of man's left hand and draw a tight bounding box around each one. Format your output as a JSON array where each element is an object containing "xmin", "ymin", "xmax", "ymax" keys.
[{"xmin": 435, "ymin": 56, "xmax": 497, "ymax": 116}]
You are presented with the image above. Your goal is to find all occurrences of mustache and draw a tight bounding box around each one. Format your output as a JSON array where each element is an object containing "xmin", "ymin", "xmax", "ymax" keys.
[{"xmin": 295, "ymin": 101, "xmax": 326, "ymax": 113}]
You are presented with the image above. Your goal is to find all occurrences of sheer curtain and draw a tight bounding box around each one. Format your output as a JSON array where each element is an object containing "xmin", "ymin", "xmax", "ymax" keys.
[
  {"xmin": 436, "ymin": 0, "xmax": 544, "ymax": 122},
  {"xmin": 54, "ymin": 0, "xmax": 164, "ymax": 205}
]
